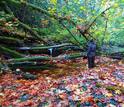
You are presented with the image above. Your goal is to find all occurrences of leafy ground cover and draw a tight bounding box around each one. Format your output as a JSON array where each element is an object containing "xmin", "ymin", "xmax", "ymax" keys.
[{"xmin": 0, "ymin": 56, "xmax": 124, "ymax": 107}]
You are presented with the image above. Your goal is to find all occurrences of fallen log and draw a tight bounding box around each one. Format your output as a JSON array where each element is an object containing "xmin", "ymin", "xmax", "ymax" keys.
[
  {"xmin": 0, "ymin": 45, "xmax": 24, "ymax": 58},
  {"xmin": 57, "ymin": 52, "xmax": 86, "ymax": 60},
  {"xmin": 17, "ymin": 44, "xmax": 84, "ymax": 57},
  {"xmin": 0, "ymin": 36, "xmax": 24, "ymax": 46},
  {"xmin": 0, "ymin": 28, "xmax": 39, "ymax": 45},
  {"xmin": 18, "ymin": 43, "xmax": 73, "ymax": 51},
  {"xmin": 8, "ymin": 52, "xmax": 86, "ymax": 62},
  {"xmin": 109, "ymin": 52, "xmax": 124, "ymax": 60},
  {"xmin": 9, "ymin": 56, "xmax": 50, "ymax": 62},
  {"xmin": 0, "ymin": 28, "xmax": 27, "ymax": 39},
  {"xmin": 8, "ymin": 62, "xmax": 55, "ymax": 70}
]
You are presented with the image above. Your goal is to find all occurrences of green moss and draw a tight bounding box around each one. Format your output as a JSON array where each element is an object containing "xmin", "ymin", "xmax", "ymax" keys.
[{"xmin": 106, "ymin": 86, "xmax": 116, "ymax": 91}]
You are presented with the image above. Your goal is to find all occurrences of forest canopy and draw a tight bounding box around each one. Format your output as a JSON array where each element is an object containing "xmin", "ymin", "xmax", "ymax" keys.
[{"xmin": 1, "ymin": 0, "xmax": 124, "ymax": 46}]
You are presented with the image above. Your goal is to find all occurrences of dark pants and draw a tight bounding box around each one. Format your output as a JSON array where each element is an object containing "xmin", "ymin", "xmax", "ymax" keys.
[{"xmin": 88, "ymin": 56, "xmax": 95, "ymax": 68}]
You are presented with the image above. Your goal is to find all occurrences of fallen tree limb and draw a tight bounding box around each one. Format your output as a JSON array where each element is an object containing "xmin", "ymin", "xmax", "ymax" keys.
[{"xmin": 86, "ymin": 6, "xmax": 112, "ymax": 32}]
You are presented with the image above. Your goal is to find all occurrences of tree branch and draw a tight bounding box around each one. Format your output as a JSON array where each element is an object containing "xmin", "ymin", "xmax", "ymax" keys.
[{"xmin": 86, "ymin": 6, "xmax": 112, "ymax": 31}]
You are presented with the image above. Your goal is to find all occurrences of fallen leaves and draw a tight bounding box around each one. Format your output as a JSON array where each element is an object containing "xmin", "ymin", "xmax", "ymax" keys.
[
  {"xmin": 115, "ymin": 90, "xmax": 121, "ymax": 94},
  {"xmin": 0, "ymin": 56, "xmax": 124, "ymax": 106}
]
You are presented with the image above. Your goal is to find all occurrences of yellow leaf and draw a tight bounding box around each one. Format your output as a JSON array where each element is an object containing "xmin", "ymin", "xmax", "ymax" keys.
[
  {"xmin": 50, "ymin": 0, "xmax": 57, "ymax": 5},
  {"xmin": 115, "ymin": 90, "xmax": 121, "ymax": 94},
  {"xmin": 105, "ymin": 92, "xmax": 113, "ymax": 97}
]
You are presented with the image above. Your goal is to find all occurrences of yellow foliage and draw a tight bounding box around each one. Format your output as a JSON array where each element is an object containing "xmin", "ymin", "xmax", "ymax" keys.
[
  {"xmin": 105, "ymin": 92, "xmax": 113, "ymax": 97},
  {"xmin": 115, "ymin": 90, "xmax": 121, "ymax": 94},
  {"xmin": 50, "ymin": 0, "xmax": 57, "ymax": 5}
]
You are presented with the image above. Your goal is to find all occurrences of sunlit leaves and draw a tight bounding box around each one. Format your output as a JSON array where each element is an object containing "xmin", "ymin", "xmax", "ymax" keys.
[
  {"xmin": 50, "ymin": 0, "xmax": 57, "ymax": 5},
  {"xmin": 48, "ymin": 7, "xmax": 56, "ymax": 14},
  {"xmin": 80, "ymin": 6, "xmax": 86, "ymax": 11},
  {"xmin": 26, "ymin": 0, "xmax": 124, "ymax": 45}
]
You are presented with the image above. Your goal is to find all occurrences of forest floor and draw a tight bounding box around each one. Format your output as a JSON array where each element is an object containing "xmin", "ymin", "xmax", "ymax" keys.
[{"xmin": 0, "ymin": 56, "xmax": 124, "ymax": 107}]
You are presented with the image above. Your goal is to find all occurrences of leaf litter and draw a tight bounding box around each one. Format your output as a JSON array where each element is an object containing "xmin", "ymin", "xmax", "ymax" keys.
[{"xmin": 0, "ymin": 56, "xmax": 124, "ymax": 106}]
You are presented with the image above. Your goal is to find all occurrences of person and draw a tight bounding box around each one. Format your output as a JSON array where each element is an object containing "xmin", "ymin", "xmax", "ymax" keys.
[{"xmin": 87, "ymin": 39, "xmax": 96, "ymax": 68}]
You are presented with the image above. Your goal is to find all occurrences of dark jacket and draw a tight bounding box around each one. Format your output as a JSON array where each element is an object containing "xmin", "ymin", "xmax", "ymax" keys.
[{"xmin": 87, "ymin": 41, "xmax": 96, "ymax": 57}]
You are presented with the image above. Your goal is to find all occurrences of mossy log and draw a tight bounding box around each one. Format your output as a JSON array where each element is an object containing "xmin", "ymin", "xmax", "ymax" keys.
[
  {"xmin": 17, "ymin": 44, "xmax": 83, "ymax": 56},
  {"xmin": 0, "ymin": 36, "xmax": 24, "ymax": 46},
  {"xmin": 9, "ymin": 52, "xmax": 86, "ymax": 62},
  {"xmin": 9, "ymin": 56, "xmax": 50, "ymax": 62},
  {"xmin": 18, "ymin": 43, "xmax": 73, "ymax": 50},
  {"xmin": 8, "ymin": 62, "xmax": 55, "ymax": 70},
  {"xmin": 0, "ymin": 45, "xmax": 23, "ymax": 58},
  {"xmin": 109, "ymin": 52, "xmax": 124, "ymax": 60},
  {"xmin": 0, "ymin": 28, "xmax": 27, "ymax": 39}
]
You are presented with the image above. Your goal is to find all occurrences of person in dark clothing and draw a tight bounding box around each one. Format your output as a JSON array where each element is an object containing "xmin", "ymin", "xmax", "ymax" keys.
[{"xmin": 87, "ymin": 40, "xmax": 96, "ymax": 68}]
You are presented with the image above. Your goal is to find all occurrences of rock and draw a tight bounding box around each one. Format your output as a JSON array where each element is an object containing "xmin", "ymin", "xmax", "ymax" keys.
[
  {"xmin": 13, "ymin": 68, "xmax": 23, "ymax": 75},
  {"xmin": 20, "ymin": 94, "xmax": 30, "ymax": 102},
  {"xmin": 109, "ymin": 98, "xmax": 118, "ymax": 105},
  {"xmin": 22, "ymin": 72, "xmax": 37, "ymax": 80},
  {"xmin": 37, "ymin": 101, "xmax": 48, "ymax": 107},
  {"xmin": 97, "ymin": 101, "xmax": 106, "ymax": 107},
  {"xmin": 83, "ymin": 102, "xmax": 91, "ymax": 106}
]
